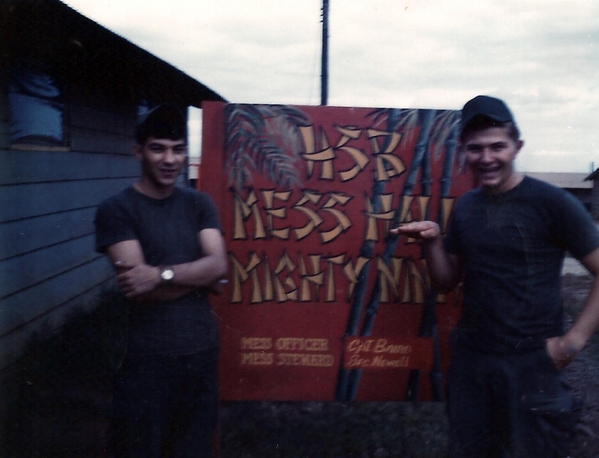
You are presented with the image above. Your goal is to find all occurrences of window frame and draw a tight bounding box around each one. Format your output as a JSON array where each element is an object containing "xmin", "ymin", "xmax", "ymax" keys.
[{"xmin": 8, "ymin": 60, "xmax": 69, "ymax": 151}]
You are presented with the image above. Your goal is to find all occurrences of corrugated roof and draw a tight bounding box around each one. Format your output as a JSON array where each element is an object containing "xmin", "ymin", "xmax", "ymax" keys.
[
  {"xmin": 3, "ymin": 0, "xmax": 226, "ymax": 108},
  {"xmin": 526, "ymin": 172, "xmax": 592, "ymax": 189}
]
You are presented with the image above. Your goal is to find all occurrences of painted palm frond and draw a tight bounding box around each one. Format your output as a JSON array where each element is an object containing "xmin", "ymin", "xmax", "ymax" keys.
[
  {"xmin": 254, "ymin": 137, "xmax": 304, "ymax": 188},
  {"xmin": 394, "ymin": 109, "xmax": 421, "ymax": 146},
  {"xmin": 429, "ymin": 110, "xmax": 461, "ymax": 161},
  {"xmin": 225, "ymin": 104, "xmax": 264, "ymax": 190},
  {"xmin": 366, "ymin": 108, "xmax": 394, "ymax": 127},
  {"xmin": 225, "ymin": 104, "xmax": 310, "ymax": 191},
  {"xmin": 366, "ymin": 108, "xmax": 421, "ymax": 147}
]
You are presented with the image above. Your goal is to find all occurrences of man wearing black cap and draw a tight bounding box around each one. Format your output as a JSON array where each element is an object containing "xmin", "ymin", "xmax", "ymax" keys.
[
  {"xmin": 95, "ymin": 104, "xmax": 227, "ymax": 458},
  {"xmin": 393, "ymin": 95, "xmax": 599, "ymax": 457}
]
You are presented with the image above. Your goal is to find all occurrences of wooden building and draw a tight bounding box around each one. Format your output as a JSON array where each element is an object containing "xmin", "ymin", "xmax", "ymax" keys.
[
  {"xmin": 526, "ymin": 172, "xmax": 594, "ymax": 213},
  {"xmin": 0, "ymin": 0, "xmax": 225, "ymax": 370}
]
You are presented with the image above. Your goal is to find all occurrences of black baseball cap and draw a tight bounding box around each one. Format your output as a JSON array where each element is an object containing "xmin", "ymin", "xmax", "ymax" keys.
[
  {"xmin": 461, "ymin": 95, "xmax": 514, "ymax": 130},
  {"xmin": 135, "ymin": 104, "xmax": 187, "ymax": 144}
]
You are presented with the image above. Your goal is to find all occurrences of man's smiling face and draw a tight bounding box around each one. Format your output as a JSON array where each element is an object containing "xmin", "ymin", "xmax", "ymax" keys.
[
  {"xmin": 136, "ymin": 137, "xmax": 188, "ymax": 191},
  {"xmin": 463, "ymin": 126, "xmax": 523, "ymax": 194}
]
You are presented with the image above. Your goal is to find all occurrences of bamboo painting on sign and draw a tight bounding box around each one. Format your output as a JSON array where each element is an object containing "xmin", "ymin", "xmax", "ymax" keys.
[{"xmin": 200, "ymin": 102, "xmax": 474, "ymax": 401}]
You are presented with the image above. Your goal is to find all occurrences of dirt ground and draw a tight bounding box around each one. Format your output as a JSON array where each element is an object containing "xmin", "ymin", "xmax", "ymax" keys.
[
  {"xmin": 561, "ymin": 274, "xmax": 599, "ymax": 458},
  {"xmin": 2, "ymin": 274, "xmax": 599, "ymax": 458}
]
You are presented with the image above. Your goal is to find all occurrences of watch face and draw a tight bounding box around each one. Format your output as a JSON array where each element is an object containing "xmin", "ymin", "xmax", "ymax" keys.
[{"xmin": 161, "ymin": 269, "xmax": 174, "ymax": 281}]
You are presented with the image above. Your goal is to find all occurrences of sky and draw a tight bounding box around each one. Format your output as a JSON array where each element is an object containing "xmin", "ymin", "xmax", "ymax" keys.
[{"xmin": 63, "ymin": 0, "xmax": 599, "ymax": 173}]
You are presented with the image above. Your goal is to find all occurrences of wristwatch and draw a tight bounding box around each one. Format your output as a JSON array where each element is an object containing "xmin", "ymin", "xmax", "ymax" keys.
[{"xmin": 160, "ymin": 266, "xmax": 174, "ymax": 282}]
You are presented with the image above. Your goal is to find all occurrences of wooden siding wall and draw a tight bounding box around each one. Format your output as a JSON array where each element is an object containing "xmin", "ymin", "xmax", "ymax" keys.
[{"xmin": 0, "ymin": 77, "xmax": 141, "ymax": 369}]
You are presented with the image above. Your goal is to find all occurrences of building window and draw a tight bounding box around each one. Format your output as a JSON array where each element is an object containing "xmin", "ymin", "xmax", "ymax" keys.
[
  {"xmin": 137, "ymin": 99, "xmax": 156, "ymax": 121},
  {"xmin": 9, "ymin": 63, "xmax": 68, "ymax": 148}
]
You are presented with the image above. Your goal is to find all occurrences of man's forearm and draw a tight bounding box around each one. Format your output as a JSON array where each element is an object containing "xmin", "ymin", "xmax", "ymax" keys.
[
  {"xmin": 565, "ymin": 274, "xmax": 599, "ymax": 351},
  {"xmin": 124, "ymin": 258, "xmax": 227, "ymax": 302},
  {"xmin": 106, "ymin": 237, "xmax": 228, "ymax": 301},
  {"xmin": 568, "ymin": 249, "xmax": 599, "ymax": 350},
  {"xmin": 166, "ymin": 254, "xmax": 228, "ymax": 289},
  {"xmin": 392, "ymin": 221, "xmax": 462, "ymax": 292},
  {"xmin": 114, "ymin": 259, "xmax": 225, "ymax": 302},
  {"xmin": 547, "ymin": 248, "xmax": 599, "ymax": 370},
  {"xmin": 546, "ymin": 274, "xmax": 599, "ymax": 370},
  {"xmin": 423, "ymin": 237, "xmax": 461, "ymax": 292}
]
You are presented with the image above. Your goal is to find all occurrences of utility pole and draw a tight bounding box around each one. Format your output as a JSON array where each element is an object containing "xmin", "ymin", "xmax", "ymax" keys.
[{"xmin": 321, "ymin": 0, "xmax": 329, "ymax": 105}]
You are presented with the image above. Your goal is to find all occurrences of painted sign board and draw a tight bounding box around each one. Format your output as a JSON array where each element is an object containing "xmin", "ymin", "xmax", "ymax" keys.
[{"xmin": 200, "ymin": 102, "xmax": 474, "ymax": 401}]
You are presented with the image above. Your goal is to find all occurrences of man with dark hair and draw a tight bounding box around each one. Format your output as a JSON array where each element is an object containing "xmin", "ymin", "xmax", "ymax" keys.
[
  {"xmin": 393, "ymin": 95, "xmax": 599, "ymax": 457},
  {"xmin": 95, "ymin": 104, "xmax": 227, "ymax": 458}
]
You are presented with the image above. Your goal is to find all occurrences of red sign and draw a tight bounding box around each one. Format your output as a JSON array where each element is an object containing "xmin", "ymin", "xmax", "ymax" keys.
[
  {"xmin": 201, "ymin": 102, "xmax": 473, "ymax": 401},
  {"xmin": 343, "ymin": 337, "xmax": 433, "ymax": 371}
]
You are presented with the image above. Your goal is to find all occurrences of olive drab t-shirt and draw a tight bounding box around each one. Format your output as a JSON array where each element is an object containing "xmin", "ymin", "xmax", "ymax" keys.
[
  {"xmin": 444, "ymin": 176, "xmax": 599, "ymax": 354},
  {"xmin": 95, "ymin": 186, "xmax": 222, "ymax": 356}
]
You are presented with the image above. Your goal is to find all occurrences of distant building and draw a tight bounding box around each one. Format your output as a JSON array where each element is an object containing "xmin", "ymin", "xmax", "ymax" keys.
[
  {"xmin": 526, "ymin": 172, "xmax": 594, "ymax": 214},
  {"xmin": 0, "ymin": 0, "xmax": 226, "ymax": 370},
  {"xmin": 189, "ymin": 156, "xmax": 201, "ymax": 189}
]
